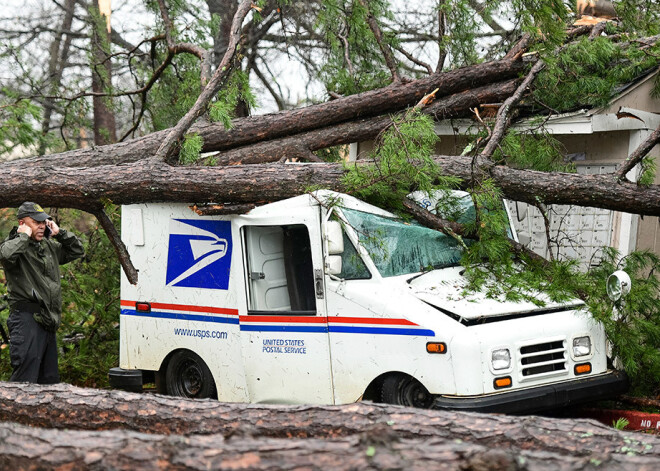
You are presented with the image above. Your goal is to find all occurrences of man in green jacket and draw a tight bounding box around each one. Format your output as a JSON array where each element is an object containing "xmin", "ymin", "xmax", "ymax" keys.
[{"xmin": 0, "ymin": 202, "xmax": 85, "ymax": 383}]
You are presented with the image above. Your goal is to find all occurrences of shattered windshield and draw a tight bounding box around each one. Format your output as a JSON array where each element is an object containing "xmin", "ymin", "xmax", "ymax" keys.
[
  {"xmin": 341, "ymin": 208, "xmax": 465, "ymax": 278},
  {"xmin": 413, "ymin": 190, "xmax": 514, "ymax": 238}
]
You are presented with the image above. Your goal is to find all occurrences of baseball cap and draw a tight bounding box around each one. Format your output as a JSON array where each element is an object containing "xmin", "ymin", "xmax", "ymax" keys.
[{"xmin": 17, "ymin": 202, "xmax": 51, "ymax": 222}]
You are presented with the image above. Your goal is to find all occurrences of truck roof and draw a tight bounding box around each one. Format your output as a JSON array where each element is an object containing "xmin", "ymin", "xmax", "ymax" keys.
[{"xmin": 241, "ymin": 190, "xmax": 395, "ymax": 218}]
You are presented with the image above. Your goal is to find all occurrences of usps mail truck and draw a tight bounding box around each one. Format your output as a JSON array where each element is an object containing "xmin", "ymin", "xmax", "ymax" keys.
[{"xmin": 110, "ymin": 190, "xmax": 627, "ymax": 413}]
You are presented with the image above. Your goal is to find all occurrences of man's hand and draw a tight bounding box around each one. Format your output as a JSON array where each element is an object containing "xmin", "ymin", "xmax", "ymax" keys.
[
  {"xmin": 17, "ymin": 222, "xmax": 32, "ymax": 237},
  {"xmin": 46, "ymin": 219, "xmax": 60, "ymax": 237}
]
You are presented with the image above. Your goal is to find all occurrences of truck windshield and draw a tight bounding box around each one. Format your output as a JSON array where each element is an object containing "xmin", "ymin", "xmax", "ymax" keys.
[{"xmin": 341, "ymin": 208, "xmax": 465, "ymax": 277}]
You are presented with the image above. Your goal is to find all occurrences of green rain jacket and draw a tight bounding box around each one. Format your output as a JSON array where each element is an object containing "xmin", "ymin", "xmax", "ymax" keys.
[{"xmin": 0, "ymin": 228, "xmax": 85, "ymax": 331}]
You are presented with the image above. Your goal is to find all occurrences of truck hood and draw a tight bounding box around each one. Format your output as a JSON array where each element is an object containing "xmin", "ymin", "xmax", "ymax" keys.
[{"xmin": 405, "ymin": 266, "xmax": 584, "ymax": 324}]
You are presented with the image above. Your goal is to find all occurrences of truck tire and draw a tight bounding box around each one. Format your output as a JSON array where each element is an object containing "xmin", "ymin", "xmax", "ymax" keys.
[
  {"xmin": 381, "ymin": 373, "xmax": 433, "ymax": 408},
  {"xmin": 165, "ymin": 350, "xmax": 216, "ymax": 399}
]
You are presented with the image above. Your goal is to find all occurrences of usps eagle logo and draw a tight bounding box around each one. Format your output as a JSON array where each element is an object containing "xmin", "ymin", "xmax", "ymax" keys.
[{"xmin": 166, "ymin": 219, "xmax": 232, "ymax": 290}]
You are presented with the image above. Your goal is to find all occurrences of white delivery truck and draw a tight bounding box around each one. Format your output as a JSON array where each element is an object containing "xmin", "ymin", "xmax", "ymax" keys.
[{"xmin": 109, "ymin": 190, "xmax": 627, "ymax": 413}]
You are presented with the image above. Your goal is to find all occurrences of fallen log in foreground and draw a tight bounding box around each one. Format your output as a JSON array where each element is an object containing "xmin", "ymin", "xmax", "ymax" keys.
[
  {"xmin": 1, "ymin": 381, "xmax": 660, "ymax": 465},
  {"xmin": 1, "ymin": 419, "xmax": 660, "ymax": 471}
]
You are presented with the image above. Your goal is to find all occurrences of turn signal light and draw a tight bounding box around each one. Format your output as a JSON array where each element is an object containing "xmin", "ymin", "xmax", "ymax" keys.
[
  {"xmin": 575, "ymin": 363, "xmax": 592, "ymax": 375},
  {"xmin": 426, "ymin": 342, "xmax": 447, "ymax": 354},
  {"xmin": 135, "ymin": 302, "xmax": 151, "ymax": 312},
  {"xmin": 494, "ymin": 377, "xmax": 512, "ymax": 389}
]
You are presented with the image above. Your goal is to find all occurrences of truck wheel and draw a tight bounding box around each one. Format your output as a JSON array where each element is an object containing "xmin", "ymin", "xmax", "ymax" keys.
[
  {"xmin": 381, "ymin": 374, "xmax": 433, "ymax": 408},
  {"xmin": 166, "ymin": 350, "xmax": 216, "ymax": 399}
]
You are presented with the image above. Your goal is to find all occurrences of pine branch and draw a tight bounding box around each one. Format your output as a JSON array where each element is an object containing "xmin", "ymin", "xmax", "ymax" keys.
[
  {"xmin": 357, "ymin": 0, "xmax": 401, "ymax": 82},
  {"xmin": 480, "ymin": 59, "xmax": 545, "ymax": 161},
  {"xmin": 153, "ymin": 0, "xmax": 254, "ymax": 164},
  {"xmin": 436, "ymin": 0, "xmax": 447, "ymax": 72},
  {"xmin": 402, "ymin": 197, "xmax": 549, "ymax": 265}
]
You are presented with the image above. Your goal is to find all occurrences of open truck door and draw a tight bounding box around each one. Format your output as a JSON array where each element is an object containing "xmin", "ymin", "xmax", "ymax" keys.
[{"xmin": 238, "ymin": 216, "xmax": 334, "ymax": 404}]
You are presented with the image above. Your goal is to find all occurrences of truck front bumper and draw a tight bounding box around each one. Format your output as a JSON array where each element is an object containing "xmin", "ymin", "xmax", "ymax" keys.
[{"xmin": 433, "ymin": 370, "xmax": 628, "ymax": 415}]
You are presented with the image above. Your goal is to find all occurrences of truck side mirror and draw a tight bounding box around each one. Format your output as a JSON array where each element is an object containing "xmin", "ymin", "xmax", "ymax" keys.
[
  {"xmin": 325, "ymin": 221, "xmax": 344, "ymax": 277},
  {"xmin": 326, "ymin": 255, "xmax": 342, "ymax": 276},
  {"xmin": 325, "ymin": 221, "xmax": 344, "ymax": 255}
]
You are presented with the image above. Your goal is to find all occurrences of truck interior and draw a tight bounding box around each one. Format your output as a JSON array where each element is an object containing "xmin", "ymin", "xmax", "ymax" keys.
[{"xmin": 243, "ymin": 224, "xmax": 316, "ymax": 314}]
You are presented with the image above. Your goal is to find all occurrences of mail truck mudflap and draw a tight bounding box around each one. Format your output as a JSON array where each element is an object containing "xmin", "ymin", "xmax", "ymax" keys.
[
  {"xmin": 433, "ymin": 370, "xmax": 628, "ymax": 414},
  {"xmin": 108, "ymin": 367, "xmax": 143, "ymax": 393}
]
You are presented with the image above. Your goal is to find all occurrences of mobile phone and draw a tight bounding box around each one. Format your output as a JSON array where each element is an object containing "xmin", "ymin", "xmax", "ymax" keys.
[{"xmin": 44, "ymin": 224, "xmax": 51, "ymax": 239}]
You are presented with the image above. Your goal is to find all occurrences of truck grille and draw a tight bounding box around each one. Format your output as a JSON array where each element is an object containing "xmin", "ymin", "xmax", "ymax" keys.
[{"xmin": 519, "ymin": 340, "xmax": 567, "ymax": 378}]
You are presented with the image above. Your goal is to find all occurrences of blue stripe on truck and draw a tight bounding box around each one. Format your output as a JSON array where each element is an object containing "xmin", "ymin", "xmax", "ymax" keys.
[
  {"xmin": 121, "ymin": 309, "xmax": 240, "ymax": 324},
  {"xmin": 121, "ymin": 309, "xmax": 435, "ymax": 336},
  {"xmin": 329, "ymin": 326, "xmax": 435, "ymax": 336}
]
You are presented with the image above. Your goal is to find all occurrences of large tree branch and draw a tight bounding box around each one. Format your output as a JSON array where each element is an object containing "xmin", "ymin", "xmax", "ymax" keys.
[
  {"xmin": 90, "ymin": 207, "xmax": 138, "ymax": 284},
  {"xmin": 3, "ymin": 410, "xmax": 659, "ymax": 470},
  {"xmin": 153, "ymin": 0, "xmax": 254, "ymax": 163},
  {"xmin": 209, "ymin": 79, "xmax": 520, "ymax": 165},
  {"xmin": 615, "ymin": 123, "xmax": 660, "ymax": 182},
  {"xmin": 479, "ymin": 59, "xmax": 545, "ymax": 160},
  {"xmin": 10, "ymin": 57, "xmax": 528, "ymax": 169},
  {"xmin": 357, "ymin": 0, "xmax": 401, "ymax": 82},
  {"xmin": 6, "ymin": 154, "xmax": 660, "ymax": 283},
  {"xmin": 4, "ymin": 156, "xmax": 660, "ymax": 216},
  {"xmin": 195, "ymin": 51, "xmax": 519, "ymax": 156},
  {"xmin": 0, "ymin": 381, "xmax": 655, "ymax": 461}
]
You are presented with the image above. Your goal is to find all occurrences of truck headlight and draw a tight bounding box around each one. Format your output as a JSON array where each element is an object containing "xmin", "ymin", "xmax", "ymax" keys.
[
  {"xmin": 491, "ymin": 348, "xmax": 511, "ymax": 370},
  {"xmin": 573, "ymin": 336, "xmax": 591, "ymax": 357}
]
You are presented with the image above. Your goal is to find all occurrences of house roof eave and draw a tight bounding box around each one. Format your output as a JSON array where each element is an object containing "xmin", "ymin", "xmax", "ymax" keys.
[{"xmin": 434, "ymin": 107, "xmax": 659, "ymax": 137}]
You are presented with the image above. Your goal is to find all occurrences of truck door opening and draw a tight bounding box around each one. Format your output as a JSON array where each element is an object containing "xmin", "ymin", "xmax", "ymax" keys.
[{"xmin": 244, "ymin": 224, "xmax": 316, "ymax": 314}]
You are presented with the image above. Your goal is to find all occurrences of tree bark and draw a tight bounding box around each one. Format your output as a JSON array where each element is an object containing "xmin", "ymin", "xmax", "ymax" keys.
[
  {"xmin": 1, "ymin": 420, "xmax": 659, "ymax": 471},
  {"xmin": 2, "ymin": 155, "xmax": 660, "ymax": 218},
  {"xmin": 90, "ymin": 0, "xmax": 117, "ymax": 146},
  {"xmin": 1, "ymin": 383, "xmax": 660, "ymax": 470},
  {"xmin": 1, "ymin": 420, "xmax": 658, "ymax": 471},
  {"xmin": 212, "ymin": 79, "xmax": 520, "ymax": 165},
  {"xmin": 39, "ymin": 0, "xmax": 76, "ymax": 154},
  {"xmin": 7, "ymin": 77, "xmax": 522, "ymax": 170},
  {"xmin": 198, "ymin": 57, "xmax": 526, "ymax": 154}
]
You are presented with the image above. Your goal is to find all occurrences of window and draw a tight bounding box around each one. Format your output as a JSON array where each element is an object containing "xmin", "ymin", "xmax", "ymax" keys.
[
  {"xmin": 341, "ymin": 208, "xmax": 464, "ymax": 277},
  {"xmin": 244, "ymin": 225, "xmax": 316, "ymax": 314},
  {"xmin": 339, "ymin": 229, "xmax": 371, "ymax": 280}
]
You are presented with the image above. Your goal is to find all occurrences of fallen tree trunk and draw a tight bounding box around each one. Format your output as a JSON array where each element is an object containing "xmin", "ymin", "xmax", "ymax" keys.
[
  {"xmin": 7, "ymin": 61, "xmax": 526, "ymax": 170},
  {"xmin": 199, "ymin": 57, "xmax": 527, "ymax": 154},
  {"xmin": 8, "ymin": 77, "xmax": 522, "ymax": 172},
  {"xmin": 1, "ymin": 419, "xmax": 660, "ymax": 471},
  {"xmin": 0, "ymin": 160, "xmax": 344, "ymax": 210},
  {"xmin": 1, "ymin": 381, "xmax": 660, "ymax": 468},
  {"xmin": 212, "ymin": 79, "xmax": 520, "ymax": 165},
  {"xmin": 2, "ymin": 155, "xmax": 660, "ymax": 217}
]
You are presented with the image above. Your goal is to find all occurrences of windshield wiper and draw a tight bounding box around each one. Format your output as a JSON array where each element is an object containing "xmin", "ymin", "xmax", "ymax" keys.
[{"xmin": 406, "ymin": 263, "xmax": 457, "ymax": 284}]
